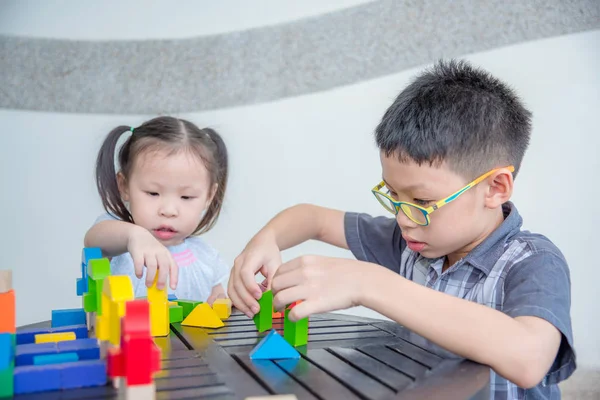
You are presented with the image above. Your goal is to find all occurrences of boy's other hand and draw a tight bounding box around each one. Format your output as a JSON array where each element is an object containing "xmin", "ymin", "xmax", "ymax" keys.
[
  {"xmin": 228, "ymin": 231, "xmax": 282, "ymax": 318},
  {"xmin": 271, "ymin": 255, "xmax": 369, "ymax": 321},
  {"xmin": 127, "ymin": 227, "xmax": 179, "ymax": 291}
]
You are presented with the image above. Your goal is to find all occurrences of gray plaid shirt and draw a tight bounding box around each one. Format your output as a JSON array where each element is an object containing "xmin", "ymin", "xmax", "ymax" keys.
[{"xmin": 345, "ymin": 202, "xmax": 576, "ymax": 400}]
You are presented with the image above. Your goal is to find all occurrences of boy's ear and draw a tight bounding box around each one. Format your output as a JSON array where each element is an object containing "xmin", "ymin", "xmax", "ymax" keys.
[
  {"xmin": 484, "ymin": 168, "xmax": 514, "ymax": 208},
  {"xmin": 116, "ymin": 172, "xmax": 130, "ymax": 202}
]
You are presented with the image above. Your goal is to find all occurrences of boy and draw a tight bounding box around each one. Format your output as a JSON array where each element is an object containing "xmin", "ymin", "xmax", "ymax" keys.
[{"xmin": 228, "ymin": 60, "xmax": 575, "ymax": 399}]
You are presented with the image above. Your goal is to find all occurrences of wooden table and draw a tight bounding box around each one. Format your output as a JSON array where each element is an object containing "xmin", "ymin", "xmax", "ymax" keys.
[{"xmin": 16, "ymin": 310, "xmax": 490, "ymax": 399}]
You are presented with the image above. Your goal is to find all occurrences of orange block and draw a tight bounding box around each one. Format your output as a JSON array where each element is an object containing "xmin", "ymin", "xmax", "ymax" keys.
[{"xmin": 0, "ymin": 290, "xmax": 15, "ymax": 333}]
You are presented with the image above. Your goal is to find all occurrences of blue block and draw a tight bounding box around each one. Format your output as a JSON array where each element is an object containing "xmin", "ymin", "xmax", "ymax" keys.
[
  {"xmin": 52, "ymin": 308, "xmax": 86, "ymax": 328},
  {"xmin": 16, "ymin": 324, "xmax": 88, "ymax": 345},
  {"xmin": 249, "ymin": 329, "xmax": 300, "ymax": 360},
  {"xmin": 168, "ymin": 293, "xmax": 178, "ymax": 301},
  {"xmin": 82, "ymin": 247, "xmax": 103, "ymax": 266},
  {"xmin": 58, "ymin": 338, "xmax": 100, "ymax": 361},
  {"xmin": 34, "ymin": 352, "xmax": 79, "ymax": 365},
  {"xmin": 14, "ymin": 364, "xmax": 61, "ymax": 394},
  {"xmin": 0, "ymin": 333, "xmax": 13, "ymax": 369},
  {"xmin": 16, "ymin": 342, "xmax": 58, "ymax": 366},
  {"xmin": 60, "ymin": 360, "xmax": 107, "ymax": 389},
  {"xmin": 76, "ymin": 277, "xmax": 86, "ymax": 296}
]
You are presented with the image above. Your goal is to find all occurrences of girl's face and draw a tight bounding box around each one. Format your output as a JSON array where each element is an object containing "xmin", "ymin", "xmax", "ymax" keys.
[{"xmin": 118, "ymin": 148, "xmax": 216, "ymax": 246}]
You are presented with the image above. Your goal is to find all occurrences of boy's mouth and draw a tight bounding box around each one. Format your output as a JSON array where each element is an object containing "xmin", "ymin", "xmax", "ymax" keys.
[{"xmin": 403, "ymin": 235, "xmax": 426, "ymax": 252}]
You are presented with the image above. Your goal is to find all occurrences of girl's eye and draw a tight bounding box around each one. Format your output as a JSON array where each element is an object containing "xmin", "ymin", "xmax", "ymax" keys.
[
  {"xmin": 181, "ymin": 196, "xmax": 195, "ymax": 200},
  {"xmin": 146, "ymin": 192, "xmax": 159, "ymax": 197},
  {"xmin": 413, "ymin": 198, "xmax": 432, "ymax": 206}
]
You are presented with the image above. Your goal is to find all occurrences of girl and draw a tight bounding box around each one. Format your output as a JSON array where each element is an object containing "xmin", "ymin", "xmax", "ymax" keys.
[{"xmin": 84, "ymin": 116, "xmax": 229, "ymax": 303}]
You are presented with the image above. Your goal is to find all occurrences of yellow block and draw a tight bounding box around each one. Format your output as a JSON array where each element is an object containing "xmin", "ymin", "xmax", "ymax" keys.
[
  {"xmin": 181, "ymin": 303, "xmax": 224, "ymax": 328},
  {"xmin": 168, "ymin": 301, "xmax": 178, "ymax": 307},
  {"xmin": 35, "ymin": 332, "xmax": 76, "ymax": 344},
  {"xmin": 96, "ymin": 275, "xmax": 134, "ymax": 345},
  {"xmin": 148, "ymin": 276, "xmax": 169, "ymax": 337},
  {"xmin": 212, "ymin": 298, "xmax": 232, "ymax": 320}
]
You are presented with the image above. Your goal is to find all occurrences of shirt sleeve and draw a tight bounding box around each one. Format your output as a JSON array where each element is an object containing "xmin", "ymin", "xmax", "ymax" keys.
[
  {"xmin": 344, "ymin": 212, "xmax": 405, "ymax": 273},
  {"xmin": 93, "ymin": 212, "xmax": 119, "ymax": 225},
  {"xmin": 502, "ymin": 249, "xmax": 576, "ymax": 385}
]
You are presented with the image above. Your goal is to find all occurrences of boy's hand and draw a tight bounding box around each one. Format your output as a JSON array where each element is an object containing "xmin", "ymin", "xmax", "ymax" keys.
[
  {"xmin": 127, "ymin": 227, "xmax": 178, "ymax": 290},
  {"xmin": 228, "ymin": 231, "xmax": 282, "ymax": 317},
  {"xmin": 271, "ymin": 255, "xmax": 368, "ymax": 321}
]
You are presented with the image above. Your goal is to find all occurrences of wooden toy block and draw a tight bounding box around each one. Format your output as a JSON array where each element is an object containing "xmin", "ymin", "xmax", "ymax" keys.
[
  {"xmin": 15, "ymin": 342, "xmax": 58, "ymax": 366},
  {"xmin": 284, "ymin": 308, "xmax": 308, "ymax": 347},
  {"xmin": 253, "ymin": 290, "xmax": 273, "ymax": 332},
  {"xmin": 87, "ymin": 256, "xmax": 111, "ymax": 280},
  {"xmin": 33, "ymin": 352, "xmax": 78, "ymax": 365},
  {"xmin": 96, "ymin": 275, "xmax": 134, "ymax": 346},
  {"xmin": 107, "ymin": 301, "xmax": 160, "ymax": 387},
  {"xmin": 0, "ymin": 270, "xmax": 12, "ymax": 293},
  {"xmin": 169, "ymin": 304, "xmax": 183, "ymax": 323},
  {"xmin": 0, "ymin": 332, "xmax": 12, "ymax": 369},
  {"xmin": 181, "ymin": 303, "xmax": 224, "ymax": 328},
  {"xmin": 57, "ymin": 338, "xmax": 101, "ymax": 361},
  {"xmin": 0, "ymin": 357, "xmax": 13, "ymax": 397},
  {"xmin": 52, "ymin": 308, "xmax": 86, "ymax": 328},
  {"xmin": 14, "ymin": 363, "xmax": 61, "ymax": 394},
  {"xmin": 118, "ymin": 382, "xmax": 156, "ymax": 399},
  {"xmin": 147, "ymin": 276, "xmax": 169, "ymax": 337},
  {"xmin": 60, "ymin": 359, "xmax": 107, "ymax": 389},
  {"xmin": 249, "ymin": 329, "xmax": 300, "ymax": 360},
  {"xmin": 35, "ymin": 332, "xmax": 76, "ymax": 344},
  {"xmin": 0, "ymin": 289, "xmax": 16, "ymax": 333},
  {"xmin": 273, "ymin": 306, "xmax": 283, "ymax": 319},
  {"xmin": 16, "ymin": 324, "xmax": 87, "ymax": 345},
  {"xmin": 168, "ymin": 301, "xmax": 178, "ymax": 306},
  {"xmin": 175, "ymin": 299, "xmax": 203, "ymax": 318},
  {"xmin": 79, "ymin": 246, "xmax": 102, "ymax": 296},
  {"xmin": 167, "ymin": 293, "xmax": 178, "ymax": 301},
  {"xmin": 212, "ymin": 298, "xmax": 232, "ymax": 319},
  {"xmin": 84, "ymin": 257, "xmax": 111, "ymax": 315}
]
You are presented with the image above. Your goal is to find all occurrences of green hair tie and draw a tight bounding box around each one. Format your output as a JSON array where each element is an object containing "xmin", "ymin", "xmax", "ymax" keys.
[{"xmin": 130, "ymin": 127, "xmax": 135, "ymax": 133}]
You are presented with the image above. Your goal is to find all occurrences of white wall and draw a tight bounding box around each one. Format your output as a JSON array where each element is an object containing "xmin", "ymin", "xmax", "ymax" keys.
[{"xmin": 1, "ymin": 21, "xmax": 598, "ymax": 367}]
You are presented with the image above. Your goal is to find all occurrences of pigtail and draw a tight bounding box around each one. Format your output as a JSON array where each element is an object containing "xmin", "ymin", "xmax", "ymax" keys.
[
  {"xmin": 197, "ymin": 128, "xmax": 229, "ymax": 234},
  {"xmin": 95, "ymin": 126, "xmax": 133, "ymax": 223}
]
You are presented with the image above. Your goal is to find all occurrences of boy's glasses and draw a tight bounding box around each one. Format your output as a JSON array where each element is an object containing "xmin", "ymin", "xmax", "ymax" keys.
[{"xmin": 371, "ymin": 166, "xmax": 515, "ymax": 226}]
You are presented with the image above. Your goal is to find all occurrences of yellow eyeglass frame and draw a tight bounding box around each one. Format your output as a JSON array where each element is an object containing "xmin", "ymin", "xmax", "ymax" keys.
[{"xmin": 372, "ymin": 165, "xmax": 515, "ymax": 226}]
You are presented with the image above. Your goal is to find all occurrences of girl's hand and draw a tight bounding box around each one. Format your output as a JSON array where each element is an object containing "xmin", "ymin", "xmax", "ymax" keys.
[
  {"xmin": 271, "ymin": 255, "xmax": 370, "ymax": 321},
  {"xmin": 127, "ymin": 227, "xmax": 178, "ymax": 290},
  {"xmin": 207, "ymin": 285, "xmax": 227, "ymax": 306},
  {"xmin": 228, "ymin": 231, "xmax": 282, "ymax": 317}
]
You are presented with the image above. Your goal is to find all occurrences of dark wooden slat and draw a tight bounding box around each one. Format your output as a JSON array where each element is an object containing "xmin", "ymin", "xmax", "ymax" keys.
[
  {"xmin": 235, "ymin": 355, "xmax": 319, "ymax": 399},
  {"xmin": 393, "ymin": 359, "xmax": 490, "ymax": 400},
  {"xmin": 305, "ymin": 348, "xmax": 395, "ymax": 399},
  {"xmin": 160, "ymin": 349, "xmax": 201, "ymax": 361},
  {"xmin": 275, "ymin": 358, "xmax": 362, "ymax": 400},
  {"xmin": 172, "ymin": 323, "xmax": 269, "ymax": 397},
  {"xmin": 155, "ymin": 374, "xmax": 223, "ymax": 391},
  {"xmin": 156, "ymin": 385, "xmax": 234, "ymax": 400},
  {"xmin": 358, "ymin": 345, "xmax": 429, "ymax": 380},
  {"xmin": 212, "ymin": 325, "xmax": 380, "ymax": 341},
  {"xmin": 209, "ymin": 319, "xmax": 367, "ymax": 334},
  {"xmin": 328, "ymin": 347, "xmax": 413, "ymax": 391},
  {"xmin": 162, "ymin": 357, "xmax": 207, "ymax": 369},
  {"xmin": 155, "ymin": 366, "xmax": 214, "ymax": 379},
  {"xmin": 218, "ymin": 330, "xmax": 391, "ymax": 347},
  {"xmin": 388, "ymin": 341, "xmax": 443, "ymax": 369}
]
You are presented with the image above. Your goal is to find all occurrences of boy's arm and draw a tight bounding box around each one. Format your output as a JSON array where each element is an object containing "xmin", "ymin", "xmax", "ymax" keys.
[
  {"xmin": 366, "ymin": 267, "xmax": 562, "ymax": 389},
  {"xmin": 84, "ymin": 220, "xmax": 143, "ymax": 257},
  {"xmin": 228, "ymin": 204, "xmax": 346, "ymax": 317}
]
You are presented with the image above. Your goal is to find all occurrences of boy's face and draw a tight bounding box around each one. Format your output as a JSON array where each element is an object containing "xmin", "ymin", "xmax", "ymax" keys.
[{"xmin": 380, "ymin": 152, "xmax": 498, "ymax": 261}]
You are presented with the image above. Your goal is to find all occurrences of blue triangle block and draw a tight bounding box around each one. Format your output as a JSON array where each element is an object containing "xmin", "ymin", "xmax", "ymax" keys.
[{"xmin": 250, "ymin": 330, "xmax": 300, "ymax": 360}]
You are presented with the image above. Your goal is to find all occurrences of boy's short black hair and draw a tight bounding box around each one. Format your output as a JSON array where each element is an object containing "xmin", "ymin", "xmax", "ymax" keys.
[{"xmin": 375, "ymin": 59, "xmax": 531, "ymax": 179}]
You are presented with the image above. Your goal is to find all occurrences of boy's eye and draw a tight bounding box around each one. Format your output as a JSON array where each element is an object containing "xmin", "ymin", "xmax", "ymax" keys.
[
  {"xmin": 387, "ymin": 189, "xmax": 399, "ymax": 199},
  {"xmin": 413, "ymin": 198, "xmax": 432, "ymax": 206},
  {"xmin": 146, "ymin": 192, "xmax": 159, "ymax": 197}
]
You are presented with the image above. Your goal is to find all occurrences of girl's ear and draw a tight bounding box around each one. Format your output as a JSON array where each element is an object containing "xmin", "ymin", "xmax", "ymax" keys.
[{"xmin": 117, "ymin": 172, "xmax": 130, "ymax": 202}]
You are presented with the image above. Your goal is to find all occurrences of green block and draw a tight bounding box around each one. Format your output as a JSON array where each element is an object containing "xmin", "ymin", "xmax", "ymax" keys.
[
  {"xmin": 253, "ymin": 290, "xmax": 273, "ymax": 333},
  {"xmin": 176, "ymin": 300, "xmax": 203, "ymax": 318},
  {"xmin": 169, "ymin": 305, "xmax": 183, "ymax": 323},
  {"xmin": 87, "ymin": 258, "xmax": 111, "ymax": 280},
  {"xmin": 84, "ymin": 277, "xmax": 105, "ymax": 314},
  {"xmin": 284, "ymin": 308, "xmax": 308, "ymax": 347},
  {"xmin": 0, "ymin": 357, "xmax": 14, "ymax": 398},
  {"xmin": 83, "ymin": 292, "xmax": 96, "ymax": 312}
]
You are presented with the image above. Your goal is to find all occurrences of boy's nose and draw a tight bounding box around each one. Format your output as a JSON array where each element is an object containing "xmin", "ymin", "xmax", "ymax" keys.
[{"xmin": 396, "ymin": 210, "xmax": 419, "ymax": 230}]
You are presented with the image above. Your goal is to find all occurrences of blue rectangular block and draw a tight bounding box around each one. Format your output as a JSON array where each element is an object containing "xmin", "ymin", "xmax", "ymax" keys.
[
  {"xmin": 168, "ymin": 293, "xmax": 178, "ymax": 301},
  {"xmin": 0, "ymin": 332, "xmax": 13, "ymax": 369},
  {"xmin": 82, "ymin": 247, "xmax": 103, "ymax": 266},
  {"xmin": 14, "ymin": 364, "xmax": 61, "ymax": 394},
  {"xmin": 52, "ymin": 308, "xmax": 86, "ymax": 328},
  {"xmin": 58, "ymin": 338, "xmax": 100, "ymax": 361},
  {"xmin": 16, "ymin": 342, "xmax": 57, "ymax": 366},
  {"xmin": 60, "ymin": 360, "xmax": 107, "ymax": 389},
  {"xmin": 34, "ymin": 352, "xmax": 79, "ymax": 365},
  {"xmin": 76, "ymin": 277, "xmax": 86, "ymax": 296},
  {"xmin": 17, "ymin": 324, "xmax": 88, "ymax": 345}
]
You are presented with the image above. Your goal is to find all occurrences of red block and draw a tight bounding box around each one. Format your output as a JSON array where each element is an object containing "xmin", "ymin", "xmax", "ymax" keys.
[
  {"xmin": 0, "ymin": 290, "xmax": 15, "ymax": 333},
  {"xmin": 123, "ymin": 300, "xmax": 151, "ymax": 337}
]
